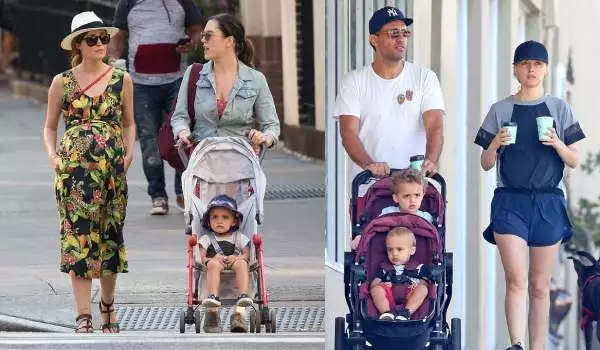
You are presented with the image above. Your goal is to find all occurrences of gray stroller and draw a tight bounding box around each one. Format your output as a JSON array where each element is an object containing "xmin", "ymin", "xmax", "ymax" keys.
[{"xmin": 178, "ymin": 136, "xmax": 276, "ymax": 333}]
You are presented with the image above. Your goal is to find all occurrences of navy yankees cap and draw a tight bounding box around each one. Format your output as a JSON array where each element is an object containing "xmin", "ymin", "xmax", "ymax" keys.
[
  {"xmin": 369, "ymin": 6, "xmax": 413, "ymax": 34},
  {"xmin": 513, "ymin": 40, "xmax": 548, "ymax": 64}
]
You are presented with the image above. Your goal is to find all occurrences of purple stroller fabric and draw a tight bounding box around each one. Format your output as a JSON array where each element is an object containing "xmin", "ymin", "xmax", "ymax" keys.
[{"xmin": 356, "ymin": 213, "xmax": 442, "ymax": 319}]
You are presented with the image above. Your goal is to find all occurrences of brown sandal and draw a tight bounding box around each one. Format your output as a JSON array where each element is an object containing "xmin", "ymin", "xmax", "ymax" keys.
[
  {"xmin": 99, "ymin": 298, "xmax": 120, "ymax": 333},
  {"xmin": 75, "ymin": 313, "xmax": 93, "ymax": 333}
]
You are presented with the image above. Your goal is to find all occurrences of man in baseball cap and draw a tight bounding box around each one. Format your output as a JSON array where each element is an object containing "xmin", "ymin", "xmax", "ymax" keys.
[{"xmin": 334, "ymin": 5, "xmax": 445, "ymax": 185}]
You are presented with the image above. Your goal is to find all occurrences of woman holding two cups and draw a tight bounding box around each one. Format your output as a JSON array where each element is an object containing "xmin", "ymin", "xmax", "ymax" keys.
[{"xmin": 474, "ymin": 40, "xmax": 585, "ymax": 350}]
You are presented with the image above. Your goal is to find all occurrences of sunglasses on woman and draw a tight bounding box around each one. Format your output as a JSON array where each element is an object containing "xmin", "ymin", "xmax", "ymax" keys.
[{"xmin": 82, "ymin": 33, "xmax": 110, "ymax": 46}]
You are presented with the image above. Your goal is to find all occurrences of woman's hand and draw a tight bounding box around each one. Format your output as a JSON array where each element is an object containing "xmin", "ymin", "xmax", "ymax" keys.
[
  {"xmin": 542, "ymin": 128, "xmax": 563, "ymax": 149},
  {"xmin": 178, "ymin": 130, "xmax": 192, "ymax": 148},
  {"xmin": 124, "ymin": 154, "xmax": 133, "ymax": 173},
  {"xmin": 248, "ymin": 129, "xmax": 270, "ymax": 155},
  {"xmin": 490, "ymin": 128, "xmax": 513, "ymax": 151},
  {"xmin": 50, "ymin": 154, "xmax": 60, "ymax": 171}
]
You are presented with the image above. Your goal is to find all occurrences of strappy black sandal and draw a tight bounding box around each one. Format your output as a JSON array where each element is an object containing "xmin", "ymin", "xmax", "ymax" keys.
[
  {"xmin": 99, "ymin": 298, "xmax": 120, "ymax": 333},
  {"xmin": 75, "ymin": 313, "xmax": 93, "ymax": 333}
]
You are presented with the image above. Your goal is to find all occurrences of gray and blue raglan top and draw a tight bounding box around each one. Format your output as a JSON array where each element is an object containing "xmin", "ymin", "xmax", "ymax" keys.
[{"xmin": 474, "ymin": 94, "xmax": 585, "ymax": 190}]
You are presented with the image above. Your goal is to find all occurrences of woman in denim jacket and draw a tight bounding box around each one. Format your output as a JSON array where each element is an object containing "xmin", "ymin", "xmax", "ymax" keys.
[
  {"xmin": 171, "ymin": 13, "xmax": 280, "ymax": 155},
  {"xmin": 170, "ymin": 13, "xmax": 279, "ymax": 334}
]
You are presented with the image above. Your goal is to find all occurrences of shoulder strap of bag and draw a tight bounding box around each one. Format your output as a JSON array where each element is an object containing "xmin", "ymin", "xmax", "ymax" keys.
[
  {"xmin": 207, "ymin": 232, "xmax": 224, "ymax": 255},
  {"xmin": 187, "ymin": 63, "xmax": 202, "ymax": 124},
  {"xmin": 79, "ymin": 67, "xmax": 113, "ymax": 95}
]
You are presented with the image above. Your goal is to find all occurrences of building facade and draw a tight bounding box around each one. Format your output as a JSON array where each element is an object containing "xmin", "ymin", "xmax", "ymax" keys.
[{"xmin": 325, "ymin": 0, "xmax": 588, "ymax": 349}]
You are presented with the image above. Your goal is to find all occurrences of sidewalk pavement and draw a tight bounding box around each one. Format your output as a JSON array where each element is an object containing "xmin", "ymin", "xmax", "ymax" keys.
[{"xmin": 0, "ymin": 87, "xmax": 325, "ymax": 333}]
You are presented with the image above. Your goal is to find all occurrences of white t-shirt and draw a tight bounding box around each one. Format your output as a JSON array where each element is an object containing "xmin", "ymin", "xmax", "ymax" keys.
[{"xmin": 333, "ymin": 62, "xmax": 445, "ymax": 178}]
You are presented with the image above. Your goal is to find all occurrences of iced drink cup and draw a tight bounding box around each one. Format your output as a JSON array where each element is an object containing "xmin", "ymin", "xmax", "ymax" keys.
[{"xmin": 536, "ymin": 116, "xmax": 554, "ymax": 141}]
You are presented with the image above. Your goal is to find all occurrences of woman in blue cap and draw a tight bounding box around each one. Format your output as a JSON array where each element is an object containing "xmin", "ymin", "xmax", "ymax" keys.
[{"xmin": 474, "ymin": 40, "xmax": 585, "ymax": 350}]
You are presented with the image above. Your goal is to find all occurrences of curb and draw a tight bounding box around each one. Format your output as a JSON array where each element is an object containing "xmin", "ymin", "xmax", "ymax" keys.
[{"xmin": 0, "ymin": 314, "xmax": 72, "ymax": 333}]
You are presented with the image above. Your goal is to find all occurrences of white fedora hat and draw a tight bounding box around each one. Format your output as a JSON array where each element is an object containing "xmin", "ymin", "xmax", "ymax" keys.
[{"xmin": 60, "ymin": 11, "xmax": 118, "ymax": 51}]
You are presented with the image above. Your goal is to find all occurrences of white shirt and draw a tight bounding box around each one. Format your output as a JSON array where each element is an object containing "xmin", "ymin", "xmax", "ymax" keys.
[{"xmin": 333, "ymin": 62, "xmax": 445, "ymax": 179}]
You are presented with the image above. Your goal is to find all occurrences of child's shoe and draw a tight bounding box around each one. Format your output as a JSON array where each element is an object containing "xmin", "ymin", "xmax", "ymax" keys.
[
  {"xmin": 378, "ymin": 311, "xmax": 395, "ymax": 320},
  {"xmin": 394, "ymin": 307, "xmax": 411, "ymax": 321},
  {"xmin": 235, "ymin": 293, "xmax": 253, "ymax": 307},
  {"xmin": 202, "ymin": 295, "xmax": 221, "ymax": 307},
  {"xmin": 505, "ymin": 343, "xmax": 524, "ymax": 350}
]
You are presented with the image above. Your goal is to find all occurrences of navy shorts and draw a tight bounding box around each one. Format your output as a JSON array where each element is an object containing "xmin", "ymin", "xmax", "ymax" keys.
[{"xmin": 483, "ymin": 188, "xmax": 572, "ymax": 247}]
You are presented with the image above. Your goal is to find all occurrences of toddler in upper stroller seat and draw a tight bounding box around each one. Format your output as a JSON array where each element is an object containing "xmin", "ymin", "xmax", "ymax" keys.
[
  {"xmin": 371, "ymin": 227, "xmax": 430, "ymax": 321},
  {"xmin": 199, "ymin": 194, "xmax": 254, "ymax": 309},
  {"xmin": 351, "ymin": 168, "xmax": 433, "ymax": 250}
]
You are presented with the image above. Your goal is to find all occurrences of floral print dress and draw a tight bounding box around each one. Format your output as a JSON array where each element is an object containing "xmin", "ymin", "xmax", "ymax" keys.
[{"xmin": 55, "ymin": 68, "xmax": 128, "ymax": 279}]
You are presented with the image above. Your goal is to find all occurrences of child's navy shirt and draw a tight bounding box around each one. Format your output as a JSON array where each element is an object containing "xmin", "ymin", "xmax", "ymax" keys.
[{"xmin": 474, "ymin": 94, "xmax": 585, "ymax": 190}]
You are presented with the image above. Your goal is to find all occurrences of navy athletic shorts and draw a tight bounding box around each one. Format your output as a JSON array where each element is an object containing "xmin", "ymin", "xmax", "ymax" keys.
[{"xmin": 483, "ymin": 187, "xmax": 572, "ymax": 247}]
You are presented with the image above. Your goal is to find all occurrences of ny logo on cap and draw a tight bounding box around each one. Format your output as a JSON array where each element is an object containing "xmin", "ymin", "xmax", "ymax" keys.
[{"xmin": 387, "ymin": 8, "xmax": 398, "ymax": 16}]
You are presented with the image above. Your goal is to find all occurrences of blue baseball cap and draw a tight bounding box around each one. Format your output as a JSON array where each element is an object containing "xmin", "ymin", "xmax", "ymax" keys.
[
  {"xmin": 513, "ymin": 40, "xmax": 548, "ymax": 64},
  {"xmin": 369, "ymin": 6, "xmax": 413, "ymax": 34}
]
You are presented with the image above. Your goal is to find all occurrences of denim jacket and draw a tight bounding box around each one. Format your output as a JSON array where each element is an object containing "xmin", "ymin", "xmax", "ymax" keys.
[{"xmin": 170, "ymin": 61, "xmax": 280, "ymax": 144}]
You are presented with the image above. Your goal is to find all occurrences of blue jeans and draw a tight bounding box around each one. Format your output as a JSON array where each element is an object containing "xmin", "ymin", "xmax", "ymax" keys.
[{"xmin": 134, "ymin": 79, "xmax": 183, "ymax": 200}]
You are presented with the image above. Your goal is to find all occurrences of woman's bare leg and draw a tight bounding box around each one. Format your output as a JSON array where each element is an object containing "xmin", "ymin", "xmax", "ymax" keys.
[
  {"xmin": 494, "ymin": 233, "xmax": 529, "ymax": 347},
  {"xmin": 70, "ymin": 272, "xmax": 92, "ymax": 332},
  {"xmin": 528, "ymin": 243, "xmax": 560, "ymax": 350},
  {"xmin": 70, "ymin": 272, "xmax": 92, "ymax": 314},
  {"xmin": 99, "ymin": 274, "xmax": 118, "ymax": 333}
]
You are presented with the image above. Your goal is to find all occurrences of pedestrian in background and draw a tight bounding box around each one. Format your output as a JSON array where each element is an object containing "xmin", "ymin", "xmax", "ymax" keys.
[{"xmin": 109, "ymin": 0, "xmax": 203, "ymax": 215}]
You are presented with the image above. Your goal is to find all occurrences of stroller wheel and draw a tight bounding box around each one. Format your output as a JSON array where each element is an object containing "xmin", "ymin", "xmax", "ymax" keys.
[
  {"xmin": 269, "ymin": 309, "xmax": 277, "ymax": 333},
  {"xmin": 334, "ymin": 317, "xmax": 347, "ymax": 350},
  {"xmin": 250, "ymin": 309, "xmax": 262, "ymax": 333},
  {"xmin": 450, "ymin": 318, "xmax": 461, "ymax": 350},
  {"xmin": 179, "ymin": 309, "xmax": 186, "ymax": 334},
  {"xmin": 194, "ymin": 310, "xmax": 202, "ymax": 334}
]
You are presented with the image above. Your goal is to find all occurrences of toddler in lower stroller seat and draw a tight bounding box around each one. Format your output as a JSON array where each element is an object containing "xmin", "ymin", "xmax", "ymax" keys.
[
  {"xmin": 371, "ymin": 227, "xmax": 430, "ymax": 321},
  {"xmin": 199, "ymin": 194, "xmax": 253, "ymax": 332}
]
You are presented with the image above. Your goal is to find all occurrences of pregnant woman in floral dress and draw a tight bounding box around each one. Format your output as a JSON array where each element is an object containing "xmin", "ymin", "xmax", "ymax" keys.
[{"xmin": 43, "ymin": 12, "xmax": 135, "ymax": 333}]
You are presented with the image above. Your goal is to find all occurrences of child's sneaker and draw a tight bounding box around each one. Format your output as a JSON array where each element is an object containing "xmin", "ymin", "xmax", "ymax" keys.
[
  {"xmin": 505, "ymin": 343, "xmax": 525, "ymax": 350},
  {"xmin": 235, "ymin": 293, "xmax": 253, "ymax": 307},
  {"xmin": 378, "ymin": 311, "xmax": 395, "ymax": 320},
  {"xmin": 395, "ymin": 307, "xmax": 411, "ymax": 321},
  {"xmin": 202, "ymin": 295, "xmax": 221, "ymax": 307}
]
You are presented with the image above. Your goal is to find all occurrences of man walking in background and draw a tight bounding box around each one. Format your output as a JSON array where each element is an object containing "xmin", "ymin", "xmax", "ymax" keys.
[{"xmin": 109, "ymin": 0, "xmax": 203, "ymax": 215}]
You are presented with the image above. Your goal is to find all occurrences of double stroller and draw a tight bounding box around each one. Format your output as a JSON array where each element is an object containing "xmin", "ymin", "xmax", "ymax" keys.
[
  {"xmin": 177, "ymin": 136, "xmax": 276, "ymax": 333},
  {"xmin": 335, "ymin": 170, "xmax": 461, "ymax": 350}
]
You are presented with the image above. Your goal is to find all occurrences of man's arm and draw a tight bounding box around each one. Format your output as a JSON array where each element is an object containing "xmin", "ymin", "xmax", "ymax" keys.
[
  {"xmin": 108, "ymin": 29, "xmax": 128, "ymax": 61},
  {"xmin": 187, "ymin": 24, "xmax": 203, "ymax": 49},
  {"xmin": 422, "ymin": 109, "xmax": 444, "ymax": 164},
  {"xmin": 339, "ymin": 115, "xmax": 373, "ymax": 169}
]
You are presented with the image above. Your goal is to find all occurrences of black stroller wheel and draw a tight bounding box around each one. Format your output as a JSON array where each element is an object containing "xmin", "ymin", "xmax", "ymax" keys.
[
  {"xmin": 270, "ymin": 310, "xmax": 277, "ymax": 333},
  {"xmin": 194, "ymin": 310, "xmax": 201, "ymax": 334},
  {"xmin": 450, "ymin": 318, "xmax": 461, "ymax": 350},
  {"xmin": 334, "ymin": 317, "xmax": 346, "ymax": 350},
  {"xmin": 179, "ymin": 309, "xmax": 186, "ymax": 334}
]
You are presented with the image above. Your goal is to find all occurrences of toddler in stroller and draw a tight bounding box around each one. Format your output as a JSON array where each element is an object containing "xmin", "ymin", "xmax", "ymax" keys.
[
  {"xmin": 351, "ymin": 168, "xmax": 433, "ymax": 250},
  {"xmin": 371, "ymin": 227, "xmax": 430, "ymax": 321},
  {"xmin": 199, "ymin": 194, "xmax": 254, "ymax": 309},
  {"xmin": 179, "ymin": 137, "xmax": 276, "ymax": 334},
  {"xmin": 335, "ymin": 169, "xmax": 461, "ymax": 350}
]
